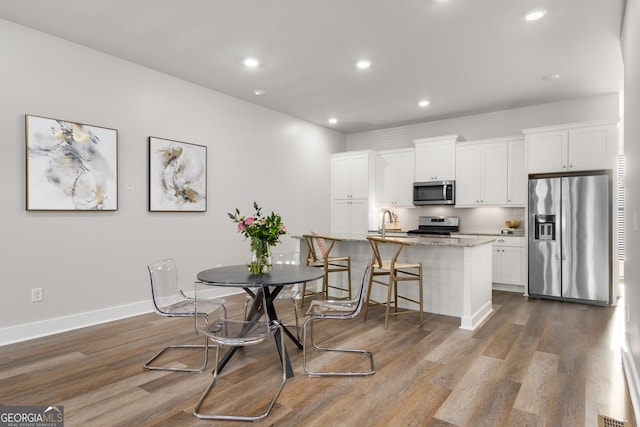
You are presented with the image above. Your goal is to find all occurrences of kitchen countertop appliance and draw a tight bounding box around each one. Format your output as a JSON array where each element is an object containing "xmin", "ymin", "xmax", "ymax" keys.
[
  {"xmin": 528, "ymin": 171, "xmax": 612, "ymax": 305},
  {"xmin": 407, "ymin": 216, "xmax": 459, "ymax": 236}
]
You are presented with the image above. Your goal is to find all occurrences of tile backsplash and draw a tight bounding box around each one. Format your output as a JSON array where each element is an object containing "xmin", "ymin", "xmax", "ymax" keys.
[{"xmin": 379, "ymin": 206, "xmax": 526, "ymax": 233}]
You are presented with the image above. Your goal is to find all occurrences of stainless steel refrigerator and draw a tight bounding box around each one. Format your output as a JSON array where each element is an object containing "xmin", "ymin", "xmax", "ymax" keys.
[{"xmin": 528, "ymin": 172, "xmax": 612, "ymax": 305}]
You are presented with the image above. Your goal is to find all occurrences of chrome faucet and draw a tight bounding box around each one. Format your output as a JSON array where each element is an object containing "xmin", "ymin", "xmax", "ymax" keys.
[{"xmin": 381, "ymin": 210, "xmax": 393, "ymax": 238}]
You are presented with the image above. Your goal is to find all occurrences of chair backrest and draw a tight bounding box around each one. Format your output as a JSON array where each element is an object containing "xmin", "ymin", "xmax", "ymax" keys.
[
  {"xmin": 367, "ymin": 237, "xmax": 410, "ymax": 269},
  {"xmin": 272, "ymin": 251, "xmax": 301, "ymax": 297},
  {"xmin": 147, "ymin": 259, "xmax": 189, "ymax": 315},
  {"xmin": 305, "ymin": 263, "xmax": 370, "ymax": 320},
  {"xmin": 352, "ymin": 263, "xmax": 372, "ymax": 317},
  {"xmin": 303, "ymin": 233, "xmax": 339, "ymax": 263},
  {"xmin": 272, "ymin": 250, "xmax": 299, "ymax": 266}
]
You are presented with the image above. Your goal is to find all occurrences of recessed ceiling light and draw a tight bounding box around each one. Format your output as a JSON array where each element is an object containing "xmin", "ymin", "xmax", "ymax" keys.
[
  {"xmin": 252, "ymin": 89, "xmax": 266, "ymax": 96},
  {"xmin": 355, "ymin": 59, "xmax": 372, "ymax": 70},
  {"xmin": 525, "ymin": 9, "xmax": 547, "ymax": 21},
  {"xmin": 243, "ymin": 57, "xmax": 260, "ymax": 68},
  {"xmin": 542, "ymin": 74, "xmax": 560, "ymax": 81},
  {"xmin": 328, "ymin": 118, "xmax": 338, "ymax": 125},
  {"xmin": 418, "ymin": 100, "xmax": 430, "ymax": 108}
]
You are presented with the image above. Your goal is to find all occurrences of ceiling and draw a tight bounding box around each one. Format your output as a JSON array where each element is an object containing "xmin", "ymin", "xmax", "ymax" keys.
[{"xmin": 0, "ymin": 0, "xmax": 625, "ymax": 134}]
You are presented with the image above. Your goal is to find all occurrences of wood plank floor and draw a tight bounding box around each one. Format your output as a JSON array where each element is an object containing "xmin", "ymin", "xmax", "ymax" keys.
[{"xmin": 0, "ymin": 291, "xmax": 635, "ymax": 426}]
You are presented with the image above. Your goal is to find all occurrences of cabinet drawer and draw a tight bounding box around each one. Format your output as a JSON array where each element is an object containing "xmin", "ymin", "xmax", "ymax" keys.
[{"xmin": 493, "ymin": 236, "xmax": 525, "ymax": 247}]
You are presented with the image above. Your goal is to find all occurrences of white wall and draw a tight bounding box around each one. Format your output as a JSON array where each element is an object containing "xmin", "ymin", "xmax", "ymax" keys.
[
  {"xmin": 346, "ymin": 94, "xmax": 619, "ymax": 152},
  {"xmin": 0, "ymin": 19, "xmax": 345, "ymax": 344},
  {"xmin": 621, "ymin": 0, "xmax": 640, "ymax": 421}
]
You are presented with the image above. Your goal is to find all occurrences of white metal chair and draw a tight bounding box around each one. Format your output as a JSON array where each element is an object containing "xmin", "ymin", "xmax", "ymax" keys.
[
  {"xmin": 192, "ymin": 281, "xmax": 287, "ymax": 422},
  {"xmin": 302, "ymin": 263, "xmax": 375, "ymax": 377},
  {"xmin": 144, "ymin": 258, "xmax": 221, "ymax": 373}
]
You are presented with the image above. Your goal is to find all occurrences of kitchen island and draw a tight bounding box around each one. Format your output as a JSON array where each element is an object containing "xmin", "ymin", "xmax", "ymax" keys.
[{"xmin": 293, "ymin": 234, "xmax": 495, "ymax": 330}]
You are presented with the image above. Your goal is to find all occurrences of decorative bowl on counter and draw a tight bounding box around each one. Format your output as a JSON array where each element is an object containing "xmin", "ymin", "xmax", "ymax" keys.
[{"xmin": 504, "ymin": 220, "xmax": 521, "ymax": 229}]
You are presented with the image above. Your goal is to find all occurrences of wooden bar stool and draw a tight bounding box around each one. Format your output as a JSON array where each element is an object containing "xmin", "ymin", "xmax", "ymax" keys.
[
  {"xmin": 300, "ymin": 233, "xmax": 352, "ymax": 308},
  {"xmin": 364, "ymin": 236, "xmax": 423, "ymax": 329}
]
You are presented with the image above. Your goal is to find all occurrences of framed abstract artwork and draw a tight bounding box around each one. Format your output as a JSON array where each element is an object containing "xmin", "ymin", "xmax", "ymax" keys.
[
  {"xmin": 148, "ymin": 137, "xmax": 207, "ymax": 212},
  {"xmin": 26, "ymin": 114, "xmax": 118, "ymax": 211}
]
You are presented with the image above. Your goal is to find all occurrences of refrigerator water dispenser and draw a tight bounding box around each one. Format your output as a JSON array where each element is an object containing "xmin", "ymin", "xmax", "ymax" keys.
[{"xmin": 534, "ymin": 214, "xmax": 556, "ymax": 241}]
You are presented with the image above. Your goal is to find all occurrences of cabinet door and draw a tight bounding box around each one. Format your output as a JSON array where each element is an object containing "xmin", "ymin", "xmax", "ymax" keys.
[
  {"xmin": 527, "ymin": 131, "xmax": 568, "ymax": 174},
  {"xmin": 414, "ymin": 140, "xmax": 455, "ymax": 181},
  {"xmin": 455, "ymin": 145, "xmax": 482, "ymax": 205},
  {"xmin": 507, "ymin": 139, "xmax": 526, "ymax": 206},
  {"xmin": 330, "ymin": 199, "xmax": 351, "ymax": 234},
  {"xmin": 480, "ymin": 142, "xmax": 508, "ymax": 205},
  {"xmin": 331, "ymin": 155, "xmax": 350, "ymax": 199},
  {"xmin": 331, "ymin": 152, "xmax": 371, "ymax": 200},
  {"xmin": 375, "ymin": 154, "xmax": 394, "ymax": 205},
  {"xmin": 499, "ymin": 247, "xmax": 523, "ymax": 285},
  {"xmin": 435, "ymin": 140, "xmax": 456, "ymax": 180},
  {"xmin": 376, "ymin": 150, "xmax": 414, "ymax": 207},
  {"xmin": 348, "ymin": 153, "xmax": 371, "ymax": 199},
  {"xmin": 414, "ymin": 142, "xmax": 436, "ymax": 182},
  {"xmin": 349, "ymin": 199, "xmax": 370, "ymax": 235},
  {"xmin": 492, "ymin": 246, "xmax": 502, "ymax": 283},
  {"xmin": 568, "ymin": 125, "xmax": 616, "ymax": 171},
  {"xmin": 330, "ymin": 199, "xmax": 370, "ymax": 235},
  {"xmin": 395, "ymin": 150, "xmax": 415, "ymax": 206}
]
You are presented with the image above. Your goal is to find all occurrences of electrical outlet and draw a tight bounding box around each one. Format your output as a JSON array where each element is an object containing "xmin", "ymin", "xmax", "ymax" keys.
[{"xmin": 31, "ymin": 288, "xmax": 43, "ymax": 302}]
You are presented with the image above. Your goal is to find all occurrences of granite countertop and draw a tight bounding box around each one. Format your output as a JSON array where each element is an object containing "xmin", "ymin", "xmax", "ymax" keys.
[
  {"xmin": 292, "ymin": 233, "xmax": 495, "ymax": 248},
  {"xmin": 453, "ymin": 230, "xmax": 526, "ymax": 237}
]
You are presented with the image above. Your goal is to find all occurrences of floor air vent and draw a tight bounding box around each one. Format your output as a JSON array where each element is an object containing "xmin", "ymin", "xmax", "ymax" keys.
[{"xmin": 598, "ymin": 414, "xmax": 630, "ymax": 427}]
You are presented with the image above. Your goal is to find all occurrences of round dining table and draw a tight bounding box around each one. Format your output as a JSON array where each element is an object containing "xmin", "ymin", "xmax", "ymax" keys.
[{"xmin": 197, "ymin": 264, "xmax": 324, "ymax": 378}]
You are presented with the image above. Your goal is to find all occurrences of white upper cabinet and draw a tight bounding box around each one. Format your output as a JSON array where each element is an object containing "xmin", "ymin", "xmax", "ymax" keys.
[
  {"xmin": 525, "ymin": 120, "xmax": 618, "ymax": 174},
  {"xmin": 331, "ymin": 151, "xmax": 374, "ymax": 200},
  {"xmin": 456, "ymin": 139, "xmax": 508, "ymax": 206},
  {"xmin": 375, "ymin": 148, "xmax": 415, "ymax": 207},
  {"xmin": 413, "ymin": 135, "xmax": 462, "ymax": 182},
  {"xmin": 507, "ymin": 138, "xmax": 526, "ymax": 206}
]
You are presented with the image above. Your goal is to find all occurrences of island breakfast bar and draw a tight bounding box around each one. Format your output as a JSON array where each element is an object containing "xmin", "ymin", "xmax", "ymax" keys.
[{"xmin": 294, "ymin": 234, "xmax": 495, "ymax": 330}]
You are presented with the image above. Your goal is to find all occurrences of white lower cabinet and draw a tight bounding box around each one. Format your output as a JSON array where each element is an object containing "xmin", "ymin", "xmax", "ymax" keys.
[
  {"xmin": 493, "ymin": 245, "xmax": 522, "ymax": 284},
  {"xmin": 492, "ymin": 236, "xmax": 526, "ymax": 288}
]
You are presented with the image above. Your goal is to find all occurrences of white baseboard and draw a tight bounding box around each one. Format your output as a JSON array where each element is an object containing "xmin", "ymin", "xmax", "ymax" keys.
[
  {"xmin": 622, "ymin": 336, "xmax": 640, "ymax": 427},
  {"xmin": 0, "ymin": 300, "xmax": 153, "ymax": 346},
  {"xmin": 492, "ymin": 283, "xmax": 526, "ymax": 293},
  {"xmin": 460, "ymin": 300, "xmax": 493, "ymax": 331}
]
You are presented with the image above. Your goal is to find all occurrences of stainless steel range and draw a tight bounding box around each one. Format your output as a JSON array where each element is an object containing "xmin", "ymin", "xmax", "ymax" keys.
[{"xmin": 407, "ymin": 216, "xmax": 459, "ymax": 236}]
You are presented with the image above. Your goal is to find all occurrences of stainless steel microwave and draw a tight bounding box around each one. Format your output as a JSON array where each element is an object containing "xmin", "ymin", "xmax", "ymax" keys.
[{"xmin": 413, "ymin": 181, "xmax": 455, "ymax": 205}]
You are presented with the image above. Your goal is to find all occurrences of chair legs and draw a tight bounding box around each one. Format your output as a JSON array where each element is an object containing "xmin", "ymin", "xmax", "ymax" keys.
[
  {"xmin": 143, "ymin": 334, "xmax": 209, "ymax": 373},
  {"xmin": 276, "ymin": 297, "xmax": 301, "ymax": 341},
  {"xmin": 302, "ymin": 317, "xmax": 375, "ymax": 377},
  {"xmin": 300, "ymin": 280, "xmax": 322, "ymax": 309},
  {"xmin": 192, "ymin": 324, "xmax": 287, "ymax": 421},
  {"xmin": 324, "ymin": 262, "xmax": 352, "ymax": 301},
  {"xmin": 364, "ymin": 267, "xmax": 423, "ymax": 330}
]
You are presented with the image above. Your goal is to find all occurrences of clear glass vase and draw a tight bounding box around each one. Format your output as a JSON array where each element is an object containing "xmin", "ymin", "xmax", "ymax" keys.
[{"xmin": 248, "ymin": 238, "xmax": 272, "ymax": 274}]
